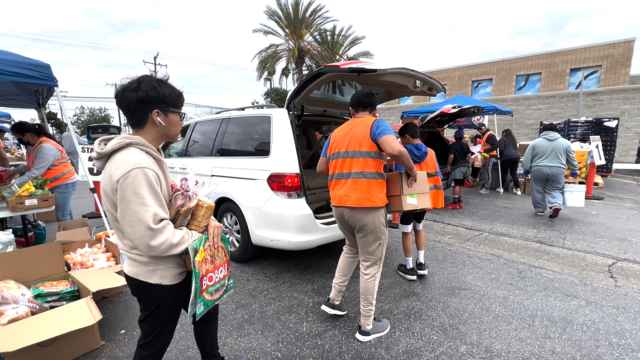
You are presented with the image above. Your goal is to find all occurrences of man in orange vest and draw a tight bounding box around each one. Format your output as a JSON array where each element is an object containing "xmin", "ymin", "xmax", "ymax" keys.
[
  {"xmin": 316, "ymin": 90, "xmax": 418, "ymax": 342},
  {"xmin": 393, "ymin": 122, "xmax": 443, "ymax": 281},
  {"xmin": 475, "ymin": 123, "xmax": 499, "ymax": 194}
]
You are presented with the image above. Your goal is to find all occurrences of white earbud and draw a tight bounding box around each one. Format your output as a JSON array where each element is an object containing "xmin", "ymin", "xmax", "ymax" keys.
[{"xmin": 157, "ymin": 117, "xmax": 166, "ymax": 126}]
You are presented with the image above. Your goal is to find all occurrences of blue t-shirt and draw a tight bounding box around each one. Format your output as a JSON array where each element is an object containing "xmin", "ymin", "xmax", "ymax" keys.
[{"xmin": 321, "ymin": 119, "xmax": 395, "ymax": 157}]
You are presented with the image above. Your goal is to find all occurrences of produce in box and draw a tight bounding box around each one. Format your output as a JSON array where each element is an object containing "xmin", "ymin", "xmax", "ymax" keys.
[{"xmin": 64, "ymin": 243, "xmax": 117, "ymax": 271}]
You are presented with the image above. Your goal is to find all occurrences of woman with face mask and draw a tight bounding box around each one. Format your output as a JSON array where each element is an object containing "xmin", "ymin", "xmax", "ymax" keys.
[{"xmin": 6, "ymin": 122, "xmax": 78, "ymax": 222}]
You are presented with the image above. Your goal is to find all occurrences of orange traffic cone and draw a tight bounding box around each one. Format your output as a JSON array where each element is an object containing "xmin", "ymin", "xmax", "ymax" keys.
[{"xmin": 388, "ymin": 213, "xmax": 399, "ymax": 229}]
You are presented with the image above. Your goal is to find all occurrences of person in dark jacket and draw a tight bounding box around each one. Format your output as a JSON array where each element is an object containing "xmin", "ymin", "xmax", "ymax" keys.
[
  {"xmin": 446, "ymin": 127, "xmax": 472, "ymax": 209},
  {"xmin": 476, "ymin": 123, "xmax": 499, "ymax": 194},
  {"xmin": 497, "ymin": 128, "xmax": 522, "ymax": 195}
]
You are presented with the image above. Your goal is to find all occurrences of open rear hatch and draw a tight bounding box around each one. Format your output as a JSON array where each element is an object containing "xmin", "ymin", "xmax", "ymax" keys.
[
  {"xmin": 418, "ymin": 104, "xmax": 484, "ymax": 128},
  {"xmin": 287, "ymin": 62, "xmax": 446, "ymax": 218}
]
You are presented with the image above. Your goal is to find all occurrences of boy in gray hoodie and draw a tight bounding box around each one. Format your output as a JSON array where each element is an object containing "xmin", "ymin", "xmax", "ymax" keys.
[{"xmin": 522, "ymin": 123, "xmax": 579, "ymax": 218}]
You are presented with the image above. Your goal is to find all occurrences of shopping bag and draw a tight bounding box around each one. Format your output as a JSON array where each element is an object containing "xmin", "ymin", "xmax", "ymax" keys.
[
  {"xmin": 463, "ymin": 179, "xmax": 475, "ymax": 188},
  {"xmin": 188, "ymin": 233, "xmax": 234, "ymax": 320}
]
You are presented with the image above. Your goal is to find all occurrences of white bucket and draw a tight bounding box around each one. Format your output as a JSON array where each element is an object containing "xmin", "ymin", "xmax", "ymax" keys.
[{"xmin": 563, "ymin": 184, "xmax": 586, "ymax": 207}]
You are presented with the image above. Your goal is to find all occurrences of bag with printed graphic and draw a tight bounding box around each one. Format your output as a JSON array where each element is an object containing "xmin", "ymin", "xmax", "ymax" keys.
[{"xmin": 188, "ymin": 233, "xmax": 234, "ymax": 320}]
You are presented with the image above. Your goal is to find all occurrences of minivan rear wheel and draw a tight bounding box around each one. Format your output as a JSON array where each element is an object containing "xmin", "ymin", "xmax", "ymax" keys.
[{"xmin": 217, "ymin": 202, "xmax": 259, "ymax": 262}]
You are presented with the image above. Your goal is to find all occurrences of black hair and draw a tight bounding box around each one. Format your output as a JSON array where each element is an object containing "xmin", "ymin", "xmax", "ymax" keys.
[
  {"xmin": 542, "ymin": 123, "xmax": 558, "ymax": 133},
  {"xmin": 398, "ymin": 122, "xmax": 420, "ymax": 139},
  {"xmin": 11, "ymin": 121, "xmax": 59, "ymax": 144},
  {"xmin": 501, "ymin": 128, "xmax": 518, "ymax": 151},
  {"xmin": 349, "ymin": 90, "xmax": 377, "ymax": 114},
  {"xmin": 114, "ymin": 75, "xmax": 185, "ymax": 130}
]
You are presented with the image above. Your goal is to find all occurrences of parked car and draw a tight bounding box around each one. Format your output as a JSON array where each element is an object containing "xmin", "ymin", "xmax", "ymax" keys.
[
  {"xmin": 163, "ymin": 62, "xmax": 444, "ymax": 261},
  {"xmin": 418, "ymin": 104, "xmax": 484, "ymax": 189},
  {"xmin": 86, "ymin": 124, "xmax": 121, "ymax": 144}
]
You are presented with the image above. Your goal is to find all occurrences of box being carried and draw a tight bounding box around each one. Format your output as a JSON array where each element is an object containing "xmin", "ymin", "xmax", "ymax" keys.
[
  {"xmin": 0, "ymin": 241, "xmax": 126, "ymax": 360},
  {"xmin": 386, "ymin": 171, "xmax": 430, "ymax": 213}
]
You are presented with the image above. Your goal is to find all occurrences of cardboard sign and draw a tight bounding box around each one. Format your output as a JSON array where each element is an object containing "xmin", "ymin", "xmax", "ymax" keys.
[
  {"xmin": 77, "ymin": 145, "xmax": 102, "ymax": 182},
  {"xmin": 589, "ymin": 136, "xmax": 606, "ymax": 165}
]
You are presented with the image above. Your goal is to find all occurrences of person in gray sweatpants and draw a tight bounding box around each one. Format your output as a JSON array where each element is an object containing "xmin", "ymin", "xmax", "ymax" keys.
[{"xmin": 522, "ymin": 123, "xmax": 579, "ymax": 219}]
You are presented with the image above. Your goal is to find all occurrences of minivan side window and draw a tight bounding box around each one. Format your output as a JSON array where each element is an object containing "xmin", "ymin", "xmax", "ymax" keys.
[
  {"xmin": 185, "ymin": 119, "xmax": 223, "ymax": 157},
  {"xmin": 220, "ymin": 116, "xmax": 271, "ymax": 157},
  {"xmin": 163, "ymin": 124, "xmax": 191, "ymax": 158}
]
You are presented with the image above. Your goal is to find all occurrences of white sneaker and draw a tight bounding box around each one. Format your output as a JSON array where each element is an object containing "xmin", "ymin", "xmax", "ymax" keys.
[
  {"xmin": 515, "ymin": 189, "xmax": 522, "ymax": 195},
  {"xmin": 496, "ymin": 188, "xmax": 504, "ymax": 194},
  {"xmin": 479, "ymin": 188, "xmax": 490, "ymax": 194}
]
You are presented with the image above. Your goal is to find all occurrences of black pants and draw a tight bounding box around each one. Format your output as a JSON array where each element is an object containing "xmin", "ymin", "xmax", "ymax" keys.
[
  {"xmin": 125, "ymin": 272, "xmax": 223, "ymax": 360},
  {"xmin": 500, "ymin": 158, "xmax": 521, "ymax": 189}
]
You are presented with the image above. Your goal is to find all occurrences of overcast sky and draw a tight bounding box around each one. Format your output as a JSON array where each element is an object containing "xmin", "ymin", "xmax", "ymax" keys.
[{"xmin": 1, "ymin": 0, "xmax": 638, "ymax": 123}]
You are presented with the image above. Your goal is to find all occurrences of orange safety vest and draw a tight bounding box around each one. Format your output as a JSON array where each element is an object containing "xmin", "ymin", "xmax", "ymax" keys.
[
  {"xmin": 27, "ymin": 137, "xmax": 77, "ymax": 189},
  {"xmin": 413, "ymin": 147, "xmax": 444, "ymax": 210},
  {"xmin": 327, "ymin": 116, "xmax": 387, "ymax": 207},
  {"xmin": 481, "ymin": 131, "xmax": 497, "ymax": 156}
]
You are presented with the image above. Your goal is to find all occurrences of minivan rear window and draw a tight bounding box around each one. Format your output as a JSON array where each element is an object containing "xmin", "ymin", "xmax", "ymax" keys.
[
  {"xmin": 310, "ymin": 80, "xmax": 386, "ymax": 103},
  {"xmin": 220, "ymin": 116, "xmax": 271, "ymax": 157}
]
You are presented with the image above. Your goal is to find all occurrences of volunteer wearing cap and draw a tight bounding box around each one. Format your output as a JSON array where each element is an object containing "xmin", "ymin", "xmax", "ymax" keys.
[
  {"xmin": 475, "ymin": 123, "xmax": 499, "ymax": 194},
  {"xmin": 5, "ymin": 122, "xmax": 78, "ymax": 222},
  {"xmin": 0, "ymin": 125, "xmax": 11, "ymax": 168},
  {"xmin": 317, "ymin": 90, "xmax": 418, "ymax": 342},
  {"xmin": 93, "ymin": 75, "xmax": 229, "ymax": 360}
]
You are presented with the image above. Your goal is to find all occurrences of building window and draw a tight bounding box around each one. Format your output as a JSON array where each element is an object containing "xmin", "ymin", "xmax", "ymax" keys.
[
  {"xmin": 569, "ymin": 66, "xmax": 601, "ymax": 91},
  {"xmin": 398, "ymin": 96, "xmax": 414, "ymax": 105},
  {"xmin": 430, "ymin": 84, "xmax": 447, "ymax": 103},
  {"xmin": 471, "ymin": 79, "xmax": 492, "ymax": 98},
  {"xmin": 515, "ymin": 73, "xmax": 542, "ymax": 95}
]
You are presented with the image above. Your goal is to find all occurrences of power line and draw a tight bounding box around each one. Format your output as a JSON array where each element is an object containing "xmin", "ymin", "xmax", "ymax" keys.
[
  {"xmin": 0, "ymin": 29, "xmax": 254, "ymax": 70},
  {"xmin": 52, "ymin": 95, "xmax": 227, "ymax": 110}
]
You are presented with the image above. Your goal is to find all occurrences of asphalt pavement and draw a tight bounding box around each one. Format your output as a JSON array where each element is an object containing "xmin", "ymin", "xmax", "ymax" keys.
[{"xmin": 56, "ymin": 173, "xmax": 640, "ymax": 360}]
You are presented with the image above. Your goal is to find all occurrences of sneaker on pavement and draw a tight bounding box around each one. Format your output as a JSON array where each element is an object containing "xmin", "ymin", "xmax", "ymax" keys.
[
  {"xmin": 458, "ymin": 200, "xmax": 464, "ymax": 208},
  {"xmin": 496, "ymin": 188, "xmax": 504, "ymax": 194},
  {"xmin": 515, "ymin": 189, "xmax": 522, "ymax": 195},
  {"xmin": 321, "ymin": 298, "xmax": 347, "ymax": 315},
  {"xmin": 549, "ymin": 205, "xmax": 561, "ymax": 219},
  {"xmin": 397, "ymin": 264, "xmax": 417, "ymax": 281},
  {"xmin": 536, "ymin": 211, "xmax": 545, "ymax": 216},
  {"xmin": 446, "ymin": 202, "xmax": 460, "ymax": 210},
  {"xmin": 356, "ymin": 318, "xmax": 391, "ymax": 342},
  {"xmin": 415, "ymin": 262, "xmax": 428, "ymax": 276},
  {"xmin": 479, "ymin": 188, "xmax": 490, "ymax": 194}
]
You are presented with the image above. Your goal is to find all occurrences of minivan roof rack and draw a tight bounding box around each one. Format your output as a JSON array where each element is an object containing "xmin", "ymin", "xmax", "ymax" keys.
[{"xmin": 215, "ymin": 104, "xmax": 278, "ymax": 114}]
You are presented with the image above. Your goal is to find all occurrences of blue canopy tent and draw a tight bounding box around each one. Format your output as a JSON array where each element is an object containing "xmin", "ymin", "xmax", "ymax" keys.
[
  {"xmin": 0, "ymin": 110, "xmax": 12, "ymax": 123},
  {"xmin": 0, "ymin": 49, "xmax": 110, "ymax": 229},
  {"xmin": 402, "ymin": 94, "xmax": 516, "ymax": 190}
]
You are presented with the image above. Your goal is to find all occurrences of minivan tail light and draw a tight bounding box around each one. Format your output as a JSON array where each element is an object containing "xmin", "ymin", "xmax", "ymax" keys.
[{"xmin": 267, "ymin": 173, "xmax": 303, "ymax": 199}]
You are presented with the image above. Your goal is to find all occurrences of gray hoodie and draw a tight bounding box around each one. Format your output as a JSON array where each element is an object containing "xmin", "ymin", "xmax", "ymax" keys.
[
  {"xmin": 522, "ymin": 131, "xmax": 579, "ymax": 173},
  {"xmin": 93, "ymin": 134, "xmax": 200, "ymax": 285}
]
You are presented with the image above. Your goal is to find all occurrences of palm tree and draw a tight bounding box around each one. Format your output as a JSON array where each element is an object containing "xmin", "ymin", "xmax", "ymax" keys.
[
  {"xmin": 308, "ymin": 24, "xmax": 374, "ymax": 69},
  {"xmin": 253, "ymin": 0, "xmax": 335, "ymax": 85}
]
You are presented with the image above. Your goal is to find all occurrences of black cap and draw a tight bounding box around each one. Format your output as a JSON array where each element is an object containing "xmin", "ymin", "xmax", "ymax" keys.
[{"xmin": 475, "ymin": 123, "xmax": 487, "ymax": 130}]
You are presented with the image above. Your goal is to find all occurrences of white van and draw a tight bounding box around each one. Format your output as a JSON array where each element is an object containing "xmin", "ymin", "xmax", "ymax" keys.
[{"xmin": 163, "ymin": 63, "xmax": 444, "ymax": 261}]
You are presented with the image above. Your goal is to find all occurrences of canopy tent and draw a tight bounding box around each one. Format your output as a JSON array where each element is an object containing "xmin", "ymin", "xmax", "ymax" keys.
[
  {"xmin": 401, "ymin": 94, "xmax": 516, "ymax": 191},
  {"xmin": 401, "ymin": 94, "xmax": 513, "ymax": 119},
  {"xmin": 0, "ymin": 49, "xmax": 110, "ymax": 232},
  {"xmin": 0, "ymin": 111, "xmax": 12, "ymax": 121}
]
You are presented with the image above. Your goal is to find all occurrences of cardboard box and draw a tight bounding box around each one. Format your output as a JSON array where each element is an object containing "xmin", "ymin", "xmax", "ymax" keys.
[
  {"xmin": 386, "ymin": 171, "xmax": 431, "ymax": 213},
  {"xmin": 0, "ymin": 241, "xmax": 126, "ymax": 360},
  {"xmin": 518, "ymin": 141, "xmax": 532, "ymax": 157},
  {"xmin": 36, "ymin": 209, "xmax": 57, "ymax": 223},
  {"xmin": 6, "ymin": 193, "xmax": 55, "ymax": 212},
  {"xmin": 56, "ymin": 219, "xmax": 92, "ymax": 243}
]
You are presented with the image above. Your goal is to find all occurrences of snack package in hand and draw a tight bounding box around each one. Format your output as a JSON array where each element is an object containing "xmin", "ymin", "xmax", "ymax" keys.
[
  {"xmin": 169, "ymin": 171, "xmax": 199, "ymax": 228},
  {"xmin": 0, "ymin": 279, "xmax": 32, "ymax": 299},
  {"xmin": 31, "ymin": 279, "xmax": 78, "ymax": 297},
  {"xmin": 186, "ymin": 198, "xmax": 215, "ymax": 233},
  {"xmin": 188, "ymin": 233, "xmax": 234, "ymax": 320},
  {"xmin": 0, "ymin": 305, "xmax": 30, "ymax": 327}
]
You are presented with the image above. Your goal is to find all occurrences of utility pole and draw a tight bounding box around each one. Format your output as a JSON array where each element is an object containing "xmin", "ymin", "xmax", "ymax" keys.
[
  {"xmin": 143, "ymin": 52, "xmax": 167, "ymax": 77},
  {"xmin": 106, "ymin": 83, "xmax": 123, "ymax": 128}
]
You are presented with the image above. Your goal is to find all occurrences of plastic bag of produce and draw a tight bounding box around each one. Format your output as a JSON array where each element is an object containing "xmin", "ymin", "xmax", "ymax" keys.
[
  {"xmin": 0, "ymin": 230, "xmax": 16, "ymax": 254},
  {"xmin": 188, "ymin": 233, "xmax": 233, "ymax": 320},
  {"xmin": 31, "ymin": 279, "xmax": 78, "ymax": 297}
]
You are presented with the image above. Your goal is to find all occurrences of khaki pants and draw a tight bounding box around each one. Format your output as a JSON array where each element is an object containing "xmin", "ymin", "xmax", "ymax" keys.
[{"xmin": 329, "ymin": 206, "xmax": 388, "ymax": 326}]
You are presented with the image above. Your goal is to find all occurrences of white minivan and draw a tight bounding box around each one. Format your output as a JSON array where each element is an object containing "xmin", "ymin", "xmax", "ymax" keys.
[{"xmin": 163, "ymin": 63, "xmax": 444, "ymax": 261}]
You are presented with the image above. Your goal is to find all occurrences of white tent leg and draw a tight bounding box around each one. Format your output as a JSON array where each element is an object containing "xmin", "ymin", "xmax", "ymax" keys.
[
  {"xmin": 495, "ymin": 113, "xmax": 503, "ymax": 191},
  {"xmin": 54, "ymin": 88, "xmax": 111, "ymax": 234}
]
